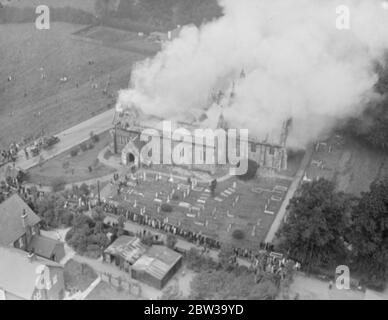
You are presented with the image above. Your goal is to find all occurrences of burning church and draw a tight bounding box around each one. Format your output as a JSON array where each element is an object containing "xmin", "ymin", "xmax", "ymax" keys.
[{"xmin": 110, "ymin": 72, "xmax": 290, "ymax": 176}]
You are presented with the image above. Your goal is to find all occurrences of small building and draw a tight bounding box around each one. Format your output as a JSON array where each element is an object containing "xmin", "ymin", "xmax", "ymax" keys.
[
  {"xmin": 0, "ymin": 194, "xmax": 65, "ymax": 263},
  {"xmin": 131, "ymin": 245, "xmax": 182, "ymax": 290},
  {"xmin": 0, "ymin": 194, "xmax": 41, "ymax": 249},
  {"xmin": 103, "ymin": 236, "xmax": 148, "ymax": 272},
  {"xmin": 27, "ymin": 235, "xmax": 65, "ymax": 263},
  {"xmin": 0, "ymin": 247, "xmax": 65, "ymax": 300}
]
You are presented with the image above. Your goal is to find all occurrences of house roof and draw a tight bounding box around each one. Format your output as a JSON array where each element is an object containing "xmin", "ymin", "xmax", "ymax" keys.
[
  {"xmin": 0, "ymin": 194, "xmax": 41, "ymax": 246},
  {"xmin": 0, "ymin": 246, "xmax": 62, "ymax": 300},
  {"xmin": 27, "ymin": 235, "xmax": 64, "ymax": 260},
  {"xmin": 104, "ymin": 236, "xmax": 148, "ymax": 265},
  {"xmin": 132, "ymin": 245, "xmax": 182, "ymax": 281}
]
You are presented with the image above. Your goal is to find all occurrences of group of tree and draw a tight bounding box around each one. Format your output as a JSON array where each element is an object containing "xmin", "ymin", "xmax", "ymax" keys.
[
  {"xmin": 30, "ymin": 192, "xmax": 74, "ymax": 229},
  {"xmin": 277, "ymin": 178, "xmax": 388, "ymax": 290},
  {"xmin": 65, "ymin": 206, "xmax": 110, "ymax": 258},
  {"xmin": 184, "ymin": 247, "xmax": 285, "ymax": 300}
]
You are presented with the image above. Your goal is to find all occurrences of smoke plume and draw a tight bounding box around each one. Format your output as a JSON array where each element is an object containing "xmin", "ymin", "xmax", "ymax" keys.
[{"xmin": 116, "ymin": 0, "xmax": 388, "ymax": 148}]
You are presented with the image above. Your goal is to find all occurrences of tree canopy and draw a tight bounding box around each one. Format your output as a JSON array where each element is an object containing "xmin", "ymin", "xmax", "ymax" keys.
[
  {"xmin": 277, "ymin": 179, "xmax": 350, "ymax": 270},
  {"xmin": 350, "ymin": 178, "xmax": 388, "ymax": 290}
]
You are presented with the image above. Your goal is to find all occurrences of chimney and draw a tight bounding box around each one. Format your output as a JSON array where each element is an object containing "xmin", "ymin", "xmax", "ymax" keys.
[
  {"xmin": 27, "ymin": 252, "xmax": 36, "ymax": 263},
  {"xmin": 21, "ymin": 209, "xmax": 28, "ymax": 229}
]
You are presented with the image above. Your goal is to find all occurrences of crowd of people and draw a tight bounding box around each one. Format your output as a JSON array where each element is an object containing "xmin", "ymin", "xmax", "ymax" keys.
[
  {"xmin": 0, "ymin": 143, "xmax": 19, "ymax": 165},
  {"xmin": 100, "ymin": 200, "xmax": 223, "ymax": 250},
  {"xmin": 98, "ymin": 197, "xmax": 303, "ymax": 275}
]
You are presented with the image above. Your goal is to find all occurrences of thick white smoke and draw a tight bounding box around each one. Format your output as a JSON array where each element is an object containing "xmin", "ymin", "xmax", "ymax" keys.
[{"xmin": 116, "ymin": 0, "xmax": 388, "ymax": 148}]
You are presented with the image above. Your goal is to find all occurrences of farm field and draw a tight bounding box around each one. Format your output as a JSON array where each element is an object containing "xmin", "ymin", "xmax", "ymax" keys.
[
  {"xmin": 27, "ymin": 131, "xmax": 115, "ymax": 185},
  {"xmin": 0, "ymin": 22, "xmax": 152, "ymax": 150}
]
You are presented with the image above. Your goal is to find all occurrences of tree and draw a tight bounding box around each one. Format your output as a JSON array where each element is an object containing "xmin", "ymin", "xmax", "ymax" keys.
[
  {"xmin": 166, "ymin": 234, "xmax": 177, "ymax": 249},
  {"xmin": 277, "ymin": 179, "xmax": 350, "ymax": 271},
  {"xmin": 218, "ymin": 243, "xmax": 236, "ymax": 270},
  {"xmin": 350, "ymin": 178, "xmax": 388, "ymax": 290},
  {"xmin": 185, "ymin": 248, "xmax": 218, "ymax": 272},
  {"xmin": 190, "ymin": 269, "xmax": 280, "ymax": 300},
  {"xmin": 52, "ymin": 177, "xmax": 66, "ymax": 192},
  {"xmin": 92, "ymin": 206, "xmax": 105, "ymax": 222},
  {"xmin": 117, "ymin": 215, "xmax": 126, "ymax": 237},
  {"xmin": 210, "ymin": 179, "xmax": 217, "ymax": 197},
  {"xmin": 237, "ymin": 159, "xmax": 258, "ymax": 181}
]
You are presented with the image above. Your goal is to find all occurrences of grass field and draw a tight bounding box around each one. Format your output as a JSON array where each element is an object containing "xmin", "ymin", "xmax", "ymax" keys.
[
  {"xmin": 4, "ymin": 0, "xmax": 96, "ymax": 13},
  {"xmin": 0, "ymin": 22, "xmax": 151, "ymax": 149},
  {"xmin": 77, "ymin": 25, "xmax": 161, "ymax": 55},
  {"xmin": 27, "ymin": 131, "xmax": 115, "ymax": 185}
]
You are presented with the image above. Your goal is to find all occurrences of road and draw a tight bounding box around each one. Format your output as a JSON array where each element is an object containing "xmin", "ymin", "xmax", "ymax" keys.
[
  {"xmin": 0, "ymin": 108, "xmax": 116, "ymax": 179},
  {"xmin": 264, "ymin": 143, "xmax": 314, "ymax": 243}
]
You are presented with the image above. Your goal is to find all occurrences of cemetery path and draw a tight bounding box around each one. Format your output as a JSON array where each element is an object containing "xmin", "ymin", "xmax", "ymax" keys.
[{"xmin": 264, "ymin": 143, "xmax": 315, "ymax": 243}]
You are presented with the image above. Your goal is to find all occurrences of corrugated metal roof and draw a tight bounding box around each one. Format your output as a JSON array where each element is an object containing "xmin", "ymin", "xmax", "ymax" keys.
[
  {"xmin": 132, "ymin": 245, "xmax": 182, "ymax": 281},
  {"xmin": 104, "ymin": 236, "xmax": 148, "ymax": 265}
]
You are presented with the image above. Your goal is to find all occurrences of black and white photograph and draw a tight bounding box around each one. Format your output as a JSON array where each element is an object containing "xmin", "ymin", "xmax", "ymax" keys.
[{"xmin": 1, "ymin": 0, "xmax": 388, "ymax": 304}]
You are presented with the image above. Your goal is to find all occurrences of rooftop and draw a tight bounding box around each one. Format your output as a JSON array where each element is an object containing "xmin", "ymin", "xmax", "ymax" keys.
[
  {"xmin": 0, "ymin": 246, "xmax": 62, "ymax": 300},
  {"xmin": 27, "ymin": 235, "xmax": 63, "ymax": 260},
  {"xmin": 0, "ymin": 194, "xmax": 41, "ymax": 246},
  {"xmin": 132, "ymin": 245, "xmax": 182, "ymax": 281},
  {"xmin": 104, "ymin": 235, "xmax": 148, "ymax": 265}
]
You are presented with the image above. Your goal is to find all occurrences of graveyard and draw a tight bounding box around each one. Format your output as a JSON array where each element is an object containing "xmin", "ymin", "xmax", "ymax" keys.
[
  {"xmin": 305, "ymin": 134, "xmax": 388, "ymax": 195},
  {"xmin": 104, "ymin": 169, "xmax": 292, "ymax": 249}
]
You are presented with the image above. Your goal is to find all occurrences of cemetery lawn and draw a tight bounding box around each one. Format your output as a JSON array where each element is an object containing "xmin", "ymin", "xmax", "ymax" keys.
[
  {"xmin": 108, "ymin": 171, "xmax": 292, "ymax": 249},
  {"xmin": 27, "ymin": 131, "xmax": 116, "ymax": 186}
]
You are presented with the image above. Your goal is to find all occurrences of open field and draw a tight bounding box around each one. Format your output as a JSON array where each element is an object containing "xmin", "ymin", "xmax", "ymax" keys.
[
  {"xmin": 3, "ymin": 0, "xmax": 96, "ymax": 13},
  {"xmin": 0, "ymin": 22, "xmax": 151, "ymax": 149},
  {"xmin": 106, "ymin": 170, "xmax": 291, "ymax": 248},
  {"xmin": 76, "ymin": 25, "xmax": 161, "ymax": 55},
  {"xmin": 305, "ymin": 135, "xmax": 388, "ymax": 195},
  {"xmin": 27, "ymin": 131, "xmax": 115, "ymax": 185}
]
